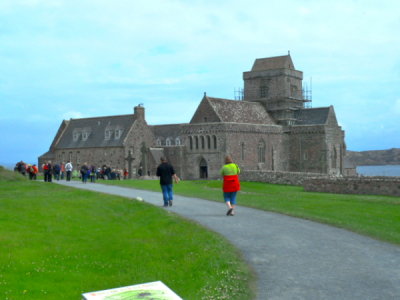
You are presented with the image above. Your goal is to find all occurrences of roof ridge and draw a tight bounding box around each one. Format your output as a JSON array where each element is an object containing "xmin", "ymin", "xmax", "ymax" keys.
[{"xmin": 69, "ymin": 113, "xmax": 133, "ymax": 121}]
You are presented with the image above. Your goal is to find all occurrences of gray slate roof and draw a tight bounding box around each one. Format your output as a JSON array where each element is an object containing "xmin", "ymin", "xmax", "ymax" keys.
[
  {"xmin": 191, "ymin": 96, "xmax": 276, "ymax": 125},
  {"xmin": 294, "ymin": 107, "xmax": 331, "ymax": 125},
  {"xmin": 151, "ymin": 123, "xmax": 187, "ymax": 139},
  {"xmin": 207, "ymin": 97, "xmax": 276, "ymax": 124},
  {"xmin": 251, "ymin": 54, "xmax": 294, "ymax": 71},
  {"xmin": 55, "ymin": 114, "xmax": 135, "ymax": 149}
]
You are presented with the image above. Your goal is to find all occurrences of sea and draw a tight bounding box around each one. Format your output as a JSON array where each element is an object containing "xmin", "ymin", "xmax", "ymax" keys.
[{"xmin": 356, "ymin": 165, "xmax": 400, "ymax": 177}]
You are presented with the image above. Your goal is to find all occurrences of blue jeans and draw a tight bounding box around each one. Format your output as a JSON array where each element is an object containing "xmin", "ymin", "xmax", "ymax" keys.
[
  {"xmin": 223, "ymin": 192, "xmax": 237, "ymax": 205},
  {"xmin": 161, "ymin": 184, "xmax": 173, "ymax": 206}
]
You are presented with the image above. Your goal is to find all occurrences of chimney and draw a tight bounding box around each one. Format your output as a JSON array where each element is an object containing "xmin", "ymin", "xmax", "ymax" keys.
[{"xmin": 134, "ymin": 104, "xmax": 145, "ymax": 120}]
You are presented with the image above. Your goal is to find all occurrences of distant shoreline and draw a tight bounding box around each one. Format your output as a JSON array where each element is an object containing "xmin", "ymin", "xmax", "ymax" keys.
[{"xmin": 356, "ymin": 165, "xmax": 400, "ymax": 177}]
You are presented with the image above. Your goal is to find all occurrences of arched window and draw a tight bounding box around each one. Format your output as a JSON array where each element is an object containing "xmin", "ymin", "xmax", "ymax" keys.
[
  {"xmin": 201, "ymin": 136, "xmax": 205, "ymax": 149},
  {"xmin": 195, "ymin": 136, "xmax": 199, "ymax": 149},
  {"xmin": 166, "ymin": 138, "xmax": 171, "ymax": 146},
  {"xmin": 258, "ymin": 140, "xmax": 266, "ymax": 163},
  {"xmin": 213, "ymin": 135, "xmax": 217, "ymax": 149},
  {"xmin": 207, "ymin": 136, "xmax": 211, "ymax": 149},
  {"xmin": 156, "ymin": 138, "xmax": 161, "ymax": 146},
  {"xmin": 189, "ymin": 136, "xmax": 193, "ymax": 150},
  {"xmin": 175, "ymin": 137, "xmax": 181, "ymax": 146}
]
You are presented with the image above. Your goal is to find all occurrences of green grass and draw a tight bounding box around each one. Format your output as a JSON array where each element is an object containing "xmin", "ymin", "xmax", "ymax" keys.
[
  {"xmin": 0, "ymin": 168, "xmax": 255, "ymax": 299},
  {"xmin": 100, "ymin": 179, "xmax": 400, "ymax": 245}
]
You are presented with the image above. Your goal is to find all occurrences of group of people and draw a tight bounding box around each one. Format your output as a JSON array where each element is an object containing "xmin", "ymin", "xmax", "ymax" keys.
[
  {"xmin": 41, "ymin": 161, "xmax": 71, "ymax": 182},
  {"xmin": 40, "ymin": 161, "xmax": 127, "ymax": 183},
  {"xmin": 14, "ymin": 161, "xmax": 39, "ymax": 180},
  {"xmin": 16, "ymin": 155, "xmax": 241, "ymax": 216},
  {"xmin": 156, "ymin": 155, "xmax": 240, "ymax": 216}
]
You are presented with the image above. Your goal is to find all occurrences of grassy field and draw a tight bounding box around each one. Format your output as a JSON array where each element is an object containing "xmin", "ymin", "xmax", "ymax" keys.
[
  {"xmin": 0, "ymin": 168, "xmax": 255, "ymax": 299},
  {"xmin": 100, "ymin": 178, "xmax": 400, "ymax": 245}
]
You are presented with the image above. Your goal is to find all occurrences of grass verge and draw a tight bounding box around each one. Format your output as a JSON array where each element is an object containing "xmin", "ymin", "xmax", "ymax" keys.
[
  {"xmin": 0, "ymin": 168, "xmax": 255, "ymax": 299},
  {"xmin": 100, "ymin": 179, "xmax": 400, "ymax": 245}
]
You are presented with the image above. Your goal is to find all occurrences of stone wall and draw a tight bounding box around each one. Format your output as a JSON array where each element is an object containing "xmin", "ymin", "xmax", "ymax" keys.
[
  {"xmin": 241, "ymin": 170, "xmax": 400, "ymax": 197},
  {"xmin": 240, "ymin": 170, "xmax": 330, "ymax": 186},
  {"xmin": 303, "ymin": 177, "xmax": 400, "ymax": 197}
]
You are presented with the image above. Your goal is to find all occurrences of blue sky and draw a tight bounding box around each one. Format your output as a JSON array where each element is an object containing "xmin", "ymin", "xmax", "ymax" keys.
[{"xmin": 1, "ymin": 0, "xmax": 399, "ymax": 166}]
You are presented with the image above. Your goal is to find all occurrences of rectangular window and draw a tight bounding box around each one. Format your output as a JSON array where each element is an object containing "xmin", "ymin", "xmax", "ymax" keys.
[{"xmin": 260, "ymin": 86, "xmax": 268, "ymax": 98}]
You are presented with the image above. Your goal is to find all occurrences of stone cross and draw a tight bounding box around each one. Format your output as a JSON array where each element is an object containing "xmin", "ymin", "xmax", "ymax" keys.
[{"xmin": 125, "ymin": 150, "xmax": 135, "ymax": 179}]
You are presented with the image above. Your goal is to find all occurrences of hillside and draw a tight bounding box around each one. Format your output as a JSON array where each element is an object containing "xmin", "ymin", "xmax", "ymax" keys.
[{"xmin": 346, "ymin": 148, "xmax": 400, "ymax": 166}]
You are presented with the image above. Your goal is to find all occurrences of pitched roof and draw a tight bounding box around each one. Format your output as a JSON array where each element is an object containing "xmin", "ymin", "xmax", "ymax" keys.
[
  {"xmin": 151, "ymin": 123, "xmax": 187, "ymax": 138},
  {"xmin": 251, "ymin": 54, "xmax": 294, "ymax": 71},
  {"xmin": 294, "ymin": 107, "xmax": 331, "ymax": 125},
  {"xmin": 191, "ymin": 96, "xmax": 276, "ymax": 125},
  {"xmin": 55, "ymin": 114, "xmax": 135, "ymax": 149}
]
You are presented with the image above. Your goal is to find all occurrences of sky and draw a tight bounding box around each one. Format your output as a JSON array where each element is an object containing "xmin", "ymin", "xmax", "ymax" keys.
[{"xmin": 1, "ymin": 0, "xmax": 400, "ymax": 166}]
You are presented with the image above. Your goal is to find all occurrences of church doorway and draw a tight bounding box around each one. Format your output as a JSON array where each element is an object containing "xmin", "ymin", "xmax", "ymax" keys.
[{"xmin": 199, "ymin": 158, "xmax": 208, "ymax": 179}]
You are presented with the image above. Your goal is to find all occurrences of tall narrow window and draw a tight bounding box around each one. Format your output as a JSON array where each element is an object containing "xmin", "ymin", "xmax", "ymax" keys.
[
  {"xmin": 189, "ymin": 136, "xmax": 193, "ymax": 150},
  {"xmin": 207, "ymin": 136, "xmax": 211, "ymax": 149},
  {"xmin": 271, "ymin": 146, "xmax": 275, "ymax": 171},
  {"xmin": 175, "ymin": 137, "xmax": 181, "ymax": 146},
  {"xmin": 213, "ymin": 135, "xmax": 217, "ymax": 149},
  {"xmin": 195, "ymin": 136, "xmax": 199, "ymax": 149},
  {"xmin": 201, "ymin": 136, "xmax": 205, "ymax": 149},
  {"xmin": 258, "ymin": 140, "xmax": 265, "ymax": 163},
  {"xmin": 166, "ymin": 138, "xmax": 171, "ymax": 146},
  {"xmin": 332, "ymin": 146, "xmax": 337, "ymax": 168}
]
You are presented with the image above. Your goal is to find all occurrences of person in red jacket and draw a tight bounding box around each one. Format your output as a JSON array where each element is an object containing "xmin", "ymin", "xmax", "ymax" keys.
[
  {"xmin": 32, "ymin": 164, "xmax": 38, "ymax": 180},
  {"xmin": 220, "ymin": 155, "xmax": 241, "ymax": 216}
]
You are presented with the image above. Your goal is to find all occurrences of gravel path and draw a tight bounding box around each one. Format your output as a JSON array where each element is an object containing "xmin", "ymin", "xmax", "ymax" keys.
[{"xmin": 55, "ymin": 181, "xmax": 400, "ymax": 300}]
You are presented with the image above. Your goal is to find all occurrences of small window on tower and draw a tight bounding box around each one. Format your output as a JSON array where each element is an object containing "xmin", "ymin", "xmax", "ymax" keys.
[{"xmin": 260, "ymin": 86, "xmax": 268, "ymax": 98}]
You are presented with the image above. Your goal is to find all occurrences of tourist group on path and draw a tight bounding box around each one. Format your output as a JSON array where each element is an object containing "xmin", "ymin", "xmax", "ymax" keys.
[{"xmin": 15, "ymin": 154, "xmax": 242, "ymax": 216}]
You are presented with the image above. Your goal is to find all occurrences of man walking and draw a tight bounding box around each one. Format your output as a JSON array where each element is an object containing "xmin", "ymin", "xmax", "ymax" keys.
[
  {"xmin": 156, "ymin": 157, "xmax": 179, "ymax": 207},
  {"xmin": 65, "ymin": 161, "xmax": 73, "ymax": 181}
]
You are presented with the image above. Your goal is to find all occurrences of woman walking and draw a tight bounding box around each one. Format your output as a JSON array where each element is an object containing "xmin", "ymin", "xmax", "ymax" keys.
[{"xmin": 220, "ymin": 155, "xmax": 240, "ymax": 216}]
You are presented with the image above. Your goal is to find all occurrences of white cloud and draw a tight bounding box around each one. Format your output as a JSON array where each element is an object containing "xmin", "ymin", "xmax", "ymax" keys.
[{"xmin": 62, "ymin": 111, "xmax": 85, "ymax": 120}]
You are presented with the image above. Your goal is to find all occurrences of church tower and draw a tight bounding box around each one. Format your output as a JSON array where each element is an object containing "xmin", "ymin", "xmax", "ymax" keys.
[{"xmin": 243, "ymin": 54, "xmax": 309, "ymax": 125}]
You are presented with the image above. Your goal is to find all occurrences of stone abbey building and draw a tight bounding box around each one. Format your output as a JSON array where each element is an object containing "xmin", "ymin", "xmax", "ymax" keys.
[{"xmin": 39, "ymin": 54, "xmax": 345, "ymax": 179}]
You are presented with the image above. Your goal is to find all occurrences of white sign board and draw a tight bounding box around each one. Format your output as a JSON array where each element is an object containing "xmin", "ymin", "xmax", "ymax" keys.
[{"xmin": 82, "ymin": 281, "xmax": 183, "ymax": 300}]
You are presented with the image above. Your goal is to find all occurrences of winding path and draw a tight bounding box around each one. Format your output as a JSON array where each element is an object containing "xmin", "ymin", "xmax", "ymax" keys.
[{"xmin": 55, "ymin": 181, "xmax": 400, "ymax": 300}]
